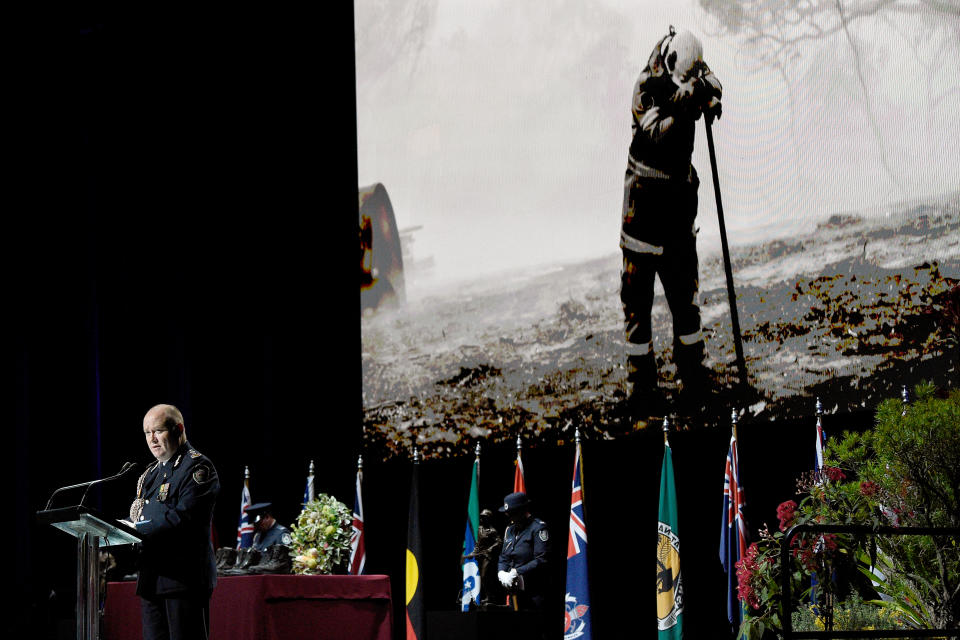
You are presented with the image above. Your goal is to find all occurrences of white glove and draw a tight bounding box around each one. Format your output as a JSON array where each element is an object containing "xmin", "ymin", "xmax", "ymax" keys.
[
  {"xmin": 498, "ymin": 570, "xmax": 514, "ymax": 587},
  {"xmin": 509, "ymin": 568, "xmax": 523, "ymax": 590}
]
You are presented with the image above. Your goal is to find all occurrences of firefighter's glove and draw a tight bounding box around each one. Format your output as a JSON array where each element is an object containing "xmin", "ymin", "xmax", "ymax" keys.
[
  {"xmin": 704, "ymin": 96, "xmax": 722, "ymax": 123},
  {"xmin": 670, "ymin": 77, "xmax": 710, "ymax": 121}
]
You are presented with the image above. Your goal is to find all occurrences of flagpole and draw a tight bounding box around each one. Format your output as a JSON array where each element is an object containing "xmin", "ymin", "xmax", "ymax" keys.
[
  {"xmin": 350, "ymin": 454, "xmax": 365, "ymax": 576},
  {"xmin": 663, "ymin": 416, "xmax": 670, "ymax": 447}
]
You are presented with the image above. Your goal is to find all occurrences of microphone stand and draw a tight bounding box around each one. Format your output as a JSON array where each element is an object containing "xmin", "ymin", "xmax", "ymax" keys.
[{"xmin": 45, "ymin": 462, "xmax": 139, "ymax": 511}]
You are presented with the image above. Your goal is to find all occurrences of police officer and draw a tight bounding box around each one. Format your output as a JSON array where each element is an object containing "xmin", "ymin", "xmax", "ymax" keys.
[
  {"xmin": 131, "ymin": 404, "xmax": 219, "ymax": 640},
  {"xmin": 246, "ymin": 502, "xmax": 293, "ymax": 551},
  {"xmin": 497, "ymin": 492, "xmax": 550, "ymax": 611},
  {"xmin": 620, "ymin": 26, "xmax": 722, "ymax": 413}
]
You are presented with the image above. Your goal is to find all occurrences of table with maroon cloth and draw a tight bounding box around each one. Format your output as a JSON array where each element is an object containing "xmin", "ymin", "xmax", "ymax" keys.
[{"xmin": 103, "ymin": 574, "xmax": 393, "ymax": 640}]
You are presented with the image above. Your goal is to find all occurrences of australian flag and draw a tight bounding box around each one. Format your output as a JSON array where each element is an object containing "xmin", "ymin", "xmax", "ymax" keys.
[
  {"xmin": 719, "ymin": 432, "xmax": 747, "ymax": 630},
  {"xmin": 564, "ymin": 438, "xmax": 591, "ymax": 640},
  {"xmin": 236, "ymin": 468, "xmax": 254, "ymax": 549},
  {"xmin": 349, "ymin": 462, "xmax": 366, "ymax": 575}
]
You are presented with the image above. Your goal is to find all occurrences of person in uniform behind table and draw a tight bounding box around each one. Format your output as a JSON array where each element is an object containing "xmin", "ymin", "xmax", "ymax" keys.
[
  {"xmin": 497, "ymin": 492, "xmax": 551, "ymax": 611},
  {"xmin": 245, "ymin": 502, "xmax": 293, "ymax": 551},
  {"xmin": 130, "ymin": 403, "xmax": 220, "ymax": 640}
]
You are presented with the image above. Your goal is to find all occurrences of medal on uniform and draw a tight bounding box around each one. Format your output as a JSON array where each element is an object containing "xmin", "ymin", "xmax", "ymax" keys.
[
  {"xmin": 158, "ymin": 482, "xmax": 170, "ymax": 502},
  {"xmin": 129, "ymin": 465, "xmax": 152, "ymax": 522}
]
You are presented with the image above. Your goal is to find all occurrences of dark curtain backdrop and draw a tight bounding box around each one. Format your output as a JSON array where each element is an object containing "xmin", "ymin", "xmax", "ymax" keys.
[
  {"xmin": 13, "ymin": 8, "xmax": 360, "ymax": 638},
  {"xmin": 12, "ymin": 8, "xmax": 881, "ymax": 640}
]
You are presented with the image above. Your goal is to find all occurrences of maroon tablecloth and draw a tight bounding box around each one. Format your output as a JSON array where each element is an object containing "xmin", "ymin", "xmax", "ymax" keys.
[{"xmin": 103, "ymin": 574, "xmax": 393, "ymax": 640}]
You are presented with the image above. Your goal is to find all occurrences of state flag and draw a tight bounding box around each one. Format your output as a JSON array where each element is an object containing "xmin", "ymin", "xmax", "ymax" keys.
[
  {"xmin": 564, "ymin": 436, "xmax": 592, "ymax": 640},
  {"xmin": 657, "ymin": 438, "xmax": 683, "ymax": 640},
  {"xmin": 461, "ymin": 450, "xmax": 480, "ymax": 611}
]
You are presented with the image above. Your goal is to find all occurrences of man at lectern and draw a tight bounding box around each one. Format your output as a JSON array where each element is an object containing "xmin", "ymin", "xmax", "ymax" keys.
[{"xmin": 130, "ymin": 404, "xmax": 220, "ymax": 640}]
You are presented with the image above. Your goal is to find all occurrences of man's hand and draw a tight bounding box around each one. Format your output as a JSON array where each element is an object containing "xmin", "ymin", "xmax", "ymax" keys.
[{"xmin": 498, "ymin": 568, "xmax": 520, "ymax": 589}]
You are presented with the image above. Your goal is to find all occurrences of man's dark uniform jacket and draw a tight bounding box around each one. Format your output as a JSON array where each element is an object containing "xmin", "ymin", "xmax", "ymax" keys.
[
  {"xmin": 253, "ymin": 522, "xmax": 292, "ymax": 551},
  {"xmin": 498, "ymin": 517, "xmax": 551, "ymax": 610},
  {"xmin": 133, "ymin": 441, "xmax": 220, "ymax": 597}
]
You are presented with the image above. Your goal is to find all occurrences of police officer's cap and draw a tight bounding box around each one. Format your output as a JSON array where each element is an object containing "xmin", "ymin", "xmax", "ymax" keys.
[
  {"xmin": 246, "ymin": 502, "xmax": 273, "ymax": 518},
  {"xmin": 498, "ymin": 491, "xmax": 532, "ymax": 514}
]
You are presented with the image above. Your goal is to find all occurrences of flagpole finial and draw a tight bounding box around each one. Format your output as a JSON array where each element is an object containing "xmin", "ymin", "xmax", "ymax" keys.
[
  {"xmin": 475, "ymin": 442, "xmax": 481, "ymax": 458},
  {"xmin": 516, "ymin": 434, "xmax": 522, "ymax": 451},
  {"xmin": 413, "ymin": 446, "xmax": 420, "ymax": 464},
  {"xmin": 244, "ymin": 465, "xmax": 250, "ymax": 479},
  {"xmin": 730, "ymin": 408, "xmax": 738, "ymax": 426},
  {"xmin": 663, "ymin": 416, "xmax": 671, "ymax": 445},
  {"xmin": 357, "ymin": 455, "xmax": 363, "ymax": 470},
  {"xmin": 574, "ymin": 426, "xmax": 580, "ymax": 444},
  {"xmin": 815, "ymin": 397, "xmax": 823, "ymax": 416},
  {"xmin": 308, "ymin": 460, "xmax": 315, "ymax": 473},
  {"xmin": 901, "ymin": 384, "xmax": 909, "ymax": 416}
]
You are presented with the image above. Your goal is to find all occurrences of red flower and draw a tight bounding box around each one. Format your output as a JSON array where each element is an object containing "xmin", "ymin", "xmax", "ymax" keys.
[
  {"xmin": 823, "ymin": 466, "xmax": 846, "ymax": 483},
  {"xmin": 735, "ymin": 544, "xmax": 762, "ymax": 610},
  {"xmin": 776, "ymin": 500, "xmax": 798, "ymax": 532},
  {"xmin": 859, "ymin": 481, "xmax": 878, "ymax": 497}
]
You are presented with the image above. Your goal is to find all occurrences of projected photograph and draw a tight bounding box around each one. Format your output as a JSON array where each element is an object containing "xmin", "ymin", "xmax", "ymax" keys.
[{"xmin": 357, "ymin": 0, "xmax": 960, "ymax": 460}]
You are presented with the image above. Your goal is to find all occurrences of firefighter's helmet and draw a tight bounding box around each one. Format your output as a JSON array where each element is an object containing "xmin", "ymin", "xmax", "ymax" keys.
[{"xmin": 661, "ymin": 28, "xmax": 704, "ymax": 84}]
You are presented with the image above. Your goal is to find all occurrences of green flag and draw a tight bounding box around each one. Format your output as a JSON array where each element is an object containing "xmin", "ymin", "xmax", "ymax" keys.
[{"xmin": 657, "ymin": 441, "xmax": 683, "ymax": 639}]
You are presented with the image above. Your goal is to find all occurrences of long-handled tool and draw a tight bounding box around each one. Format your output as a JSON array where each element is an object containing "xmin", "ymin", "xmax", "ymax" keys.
[{"xmin": 703, "ymin": 116, "xmax": 748, "ymax": 387}]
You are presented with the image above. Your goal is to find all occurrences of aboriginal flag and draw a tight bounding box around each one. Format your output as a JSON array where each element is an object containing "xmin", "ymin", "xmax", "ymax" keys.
[{"xmin": 406, "ymin": 455, "xmax": 425, "ymax": 640}]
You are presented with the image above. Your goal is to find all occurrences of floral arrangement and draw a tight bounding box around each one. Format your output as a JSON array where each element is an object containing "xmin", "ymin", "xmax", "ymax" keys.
[{"xmin": 288, "ymin": 494, "xmax": 353, "ymax": 575}]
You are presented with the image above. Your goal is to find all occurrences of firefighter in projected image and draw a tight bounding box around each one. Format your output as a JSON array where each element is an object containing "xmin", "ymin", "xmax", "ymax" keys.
[{"xmin": 620, "ymin": 26, "xmax": 722, "ymax": 412}]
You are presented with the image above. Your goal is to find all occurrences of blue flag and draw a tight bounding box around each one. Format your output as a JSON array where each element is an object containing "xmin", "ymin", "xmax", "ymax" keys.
[
  {"xmin": 565, "ymin": 438, "xmax": 592, "ymax": 639},
  {"xmin": 720, "ymin": 432, "xmax": 747, "ymax": 630}
]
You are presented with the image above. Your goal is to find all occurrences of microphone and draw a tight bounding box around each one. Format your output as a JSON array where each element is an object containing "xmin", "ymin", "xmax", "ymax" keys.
[{"xmin": 44, "ymin": 461, "xmax": 143, "ymax": 511}]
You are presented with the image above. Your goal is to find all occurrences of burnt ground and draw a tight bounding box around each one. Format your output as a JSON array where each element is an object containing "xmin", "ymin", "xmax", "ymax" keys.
[{"xmin": 361, "ymin": 193, "xmax": 960, "ymax": 460}]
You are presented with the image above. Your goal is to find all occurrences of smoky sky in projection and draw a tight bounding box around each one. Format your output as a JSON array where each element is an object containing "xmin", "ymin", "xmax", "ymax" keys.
[{"xmin": 357, "ymin": 0, "xmax": 960, "ymax": 460}]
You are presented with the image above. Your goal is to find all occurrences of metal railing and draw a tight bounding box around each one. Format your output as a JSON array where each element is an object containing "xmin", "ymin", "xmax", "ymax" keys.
[{"xmin": 779, "ymin": 523, "xmax": 960, "ymax": 639}]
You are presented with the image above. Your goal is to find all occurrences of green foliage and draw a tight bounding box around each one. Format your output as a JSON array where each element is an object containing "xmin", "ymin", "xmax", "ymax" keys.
[
  {"xmin": 736, "ymin": 383, "xmax": 960, "ymax": 637},
  {"xmin": 288, "ymin": 494, "xmax": 353, "ymax": 575},
  {"xmin": 792, "ymin": 592, "xmax": 908, "ymax": 635},
  {"xmin": 830, "ymin": 383, "xmax": 960, "ymax": 629}
]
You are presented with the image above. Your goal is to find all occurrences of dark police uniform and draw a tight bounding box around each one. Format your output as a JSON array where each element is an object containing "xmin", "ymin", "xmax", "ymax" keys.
[
  {"xmin": 252, "ymin": 522, "xmax": 292, "ymax": 551},
  {"xmin": 620, "ymin": 28, "xmax": 722, "ymax": 398},
  {"xmin": 498, "ymin": 516, "xmax": 551, "ymax": 610},
  {"xmin": 132, "ymin": 441, "xmax": 219, "ymax": 640}
]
